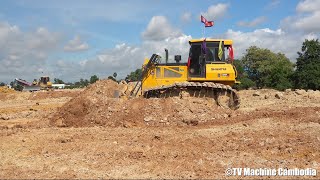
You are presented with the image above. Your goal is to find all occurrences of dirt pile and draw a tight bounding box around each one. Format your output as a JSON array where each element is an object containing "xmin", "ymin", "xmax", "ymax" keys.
[
  {"xmin": 49, "ymin": 79, "xmax": 320, "ymax": 128},
  {"xmin": 0, "ymin": 87, "xmax": 16, "ymax": 100},
  {"xmin": 0, "ymin": 86, "xmax": 15, "ymax": 93},
  {"xmin": 50, "ymin": 79, "xmax": 232, "ymax": 128},
  {"xmin": 28, "ymin": 89, "xmax": 82, "ymax": 100},
  {"xmin": 239, "ymin": 89, "xmax": 320, "ymax": 110}
]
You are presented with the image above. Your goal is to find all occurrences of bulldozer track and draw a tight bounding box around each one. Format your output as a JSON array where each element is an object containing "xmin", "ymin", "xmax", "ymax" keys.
[{"xmin": 143, "ymin": 82, "xmax": 240, "ymax": 110}]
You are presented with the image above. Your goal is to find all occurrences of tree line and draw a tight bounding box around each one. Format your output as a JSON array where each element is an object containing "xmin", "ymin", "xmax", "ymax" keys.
[
  {"xmin": 62, "ymin": 73, "xmax": 117, "ymax": 89},
  {"xmin": 2, "ymin": 73, "xmax": 116, "ymax": 90},
  {"xmin": 234, "ymin": 39, "xmax": 319, "ymax": 90}
]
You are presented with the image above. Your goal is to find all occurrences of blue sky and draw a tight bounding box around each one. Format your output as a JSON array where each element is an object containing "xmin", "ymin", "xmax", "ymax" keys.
[{"xmin": 0, "ymin": 0, "xmax": 319, "ymax": 82}]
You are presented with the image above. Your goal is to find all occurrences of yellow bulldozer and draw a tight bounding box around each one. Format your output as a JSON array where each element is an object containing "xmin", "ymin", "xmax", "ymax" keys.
[
  {"xmin": 31, "ymin": 76, "xmax": 53, "ymax": 90},
  {"xmin": 131, "ymin": 39, "xmax": 240, "ymax": 109}
]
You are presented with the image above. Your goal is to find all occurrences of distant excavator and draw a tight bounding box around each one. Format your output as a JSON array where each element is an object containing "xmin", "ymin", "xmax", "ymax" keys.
[
  {"xmin": 15, "ymin": 76, "xmax": 53, "ymax": 91},
  {"xmin": 130, "ymin": 39, "xmax": 240, "ymax": 110}
]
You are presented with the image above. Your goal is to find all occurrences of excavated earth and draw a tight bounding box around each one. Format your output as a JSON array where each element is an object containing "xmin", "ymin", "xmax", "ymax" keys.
[{"xmin": 0, "ymin": 80, "xmax": 320, "ymax": 179}]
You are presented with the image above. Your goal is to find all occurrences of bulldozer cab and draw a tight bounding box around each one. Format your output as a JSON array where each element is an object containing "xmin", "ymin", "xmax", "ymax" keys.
[
  {"xmin": 188, "ymin": 39, "xmax": 231, "ymax": 78},
  {"xmin": 40, "ymin": 76, "xmax": 50, "ymax": 85}
]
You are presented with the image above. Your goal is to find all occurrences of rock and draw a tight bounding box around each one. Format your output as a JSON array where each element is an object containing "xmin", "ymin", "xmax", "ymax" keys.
[
  {"xmin": 180, "ymin": 91, "xmax": 190, "ymax": 99},
  {"xmin": 107, "ymin": 107, "xmax": 117, "ymax": 112},
  {"xmin": 295, "ymin": 89, "xmax": 306, "ymax": 95},
  {"xmin": 163, "ymin": 117, "xmax": 168, "ymax": 122},
  {"xmin": 253, "ymin": 91, "xmax": 260, "ymax": 96},
  {"xmin": 264, "ymin": 94, "xmax": 269, "ymax": 99},
  {"xmin": 182, "ymin": 119, "xmax": 198, "ymax": 126},
  {"xmin": 285, "ymin": 89, "xmax": 291, "ymax": 93},
  {"xmin": 275, "ymin": 92, "xmax": 283, "ymax": 99},
  {"xmin": 0, "ymin": 115, "xmax": 9, "ymax": 120},
  {"xmin": 223, "ymin": 114, "xmax": 229, "ymax": 118},
  {"xmin": 144, "ymin": 116, "xmax": 153, "ymax": 122},
  {"xmin": 190, "ymin": 120, "xmax": 198, "ymax": 126},
  {"xmin": 123, "ymin": 122, "xmax": 132, "ymax": 128}
]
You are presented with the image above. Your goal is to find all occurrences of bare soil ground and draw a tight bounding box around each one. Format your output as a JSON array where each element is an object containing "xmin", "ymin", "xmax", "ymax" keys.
[{"xmin": 0, "ymin": 80, "xmax": 319, "ymax": 179}]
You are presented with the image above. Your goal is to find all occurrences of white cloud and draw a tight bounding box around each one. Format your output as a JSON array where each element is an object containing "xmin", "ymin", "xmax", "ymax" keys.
[
  {"xmin": 224, "ymin": 28, "xmax": 318, "ymax": 61},
  {"xmin": 294, "ymin": 11, "xmax": 320, "ymax": 32},
  {"xmin": 237, "ymin": 16, "xmax": 267, "ymax": 27},
  {"xmin": 54, "ymin": 34, "xmax": 192, "ymax": 81},
  {"xmin": 296, "ymin": 0, "xmax": 320, "ymax": 13},
  {"xmin": 266, "ymin": 0, "xmax": 281, "ymax": 9},
  {"xmin": 64, "ymin": 35, "xmax": 89, "ymax": 52},
  {"xmin": 201, "ymin": 3, "xmax": 229, "ymax": 20},
  {"xmin": 181, "ymin": 12, "xmax": 192, "ymax": 23},
  {"xmin": 281, "ymin": 0, "xmax": 320, "ymax": 33},
  {"xmin": 141, "ymin": 16, "xmax": 182, "ymax": 41},
  {"xmin": 0, "ymin": 22, "xmax": 62, "ymax": 82}
]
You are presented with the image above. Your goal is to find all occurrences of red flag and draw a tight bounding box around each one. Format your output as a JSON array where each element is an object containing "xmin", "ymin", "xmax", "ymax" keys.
[
  {"xmin": 205, "ymin": 21, "xmax": 214, "ymax": 27},
  {"xmin": 200, "ymin": 15, "xmax": 206, "ymax": 23},
  {"xmin": 229, "ymin": 45, "xmax": 234, "ymax": 61},
  {"xmin": 187, "ymin": 57, "xmax": 191, "ymax": 67},
  {"xmin": 200, "ymin": 15, "xmax": 214, "ymax": 28}
]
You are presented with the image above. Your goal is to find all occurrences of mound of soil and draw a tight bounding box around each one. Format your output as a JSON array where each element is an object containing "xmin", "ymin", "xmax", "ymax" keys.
[
  {"xmin": 0, "ymin": 87, "xmax": 15, "ymax": 93},
  {"xmin": 28, "ymin": 90, "xmax": 82, "ymax": 100},
  {"xmin": 50, "ymin": 79, "xmax": 232, "ymax": 128}
]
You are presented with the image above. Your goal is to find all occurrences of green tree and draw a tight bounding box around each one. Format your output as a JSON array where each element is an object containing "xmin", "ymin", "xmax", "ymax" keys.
[
  {"xmin": 78, "ymin": 78, "xmax": 89, "ymax": 87},
  {"xmin": 53, "ymin": 78, "xmax": 64, "ymax": 84},
  {"xmin": 125, "ymin": 68, "xmax": 142, "ymax": 82},
  {"xmin": 0, "ymin": 82, "xmax": 5, "ymax": 86},
  {"xmin": 74, "ymin": 81, "xmax": 81, "ymax": 88},
  {"xmin": 14, "ymin": 84, "xmax": 23, "ymax": 91},
  {"xmin": 233, "ymin": 59, "xmax": 255, "ymax": 90},
  {"xmin": 293, "ymin": 39, "xmax": 320, "ymax": 90},
  {"xmin": 90, "ymin": 75, "xmax": 99, "ymax": 84},
  {"xmin": 241, "ymin": 46, "xmax": 294, "ymax": 90}
]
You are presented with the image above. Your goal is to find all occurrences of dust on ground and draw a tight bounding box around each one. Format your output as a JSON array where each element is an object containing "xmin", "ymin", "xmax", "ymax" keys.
[{"xmin": 0, "ymin": 79, "xmax": 319, "ymax": 179}]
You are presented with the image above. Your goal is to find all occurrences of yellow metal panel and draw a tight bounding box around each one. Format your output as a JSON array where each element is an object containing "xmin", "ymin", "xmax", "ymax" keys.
[
  {"xmin": 141, "ymin": 62, "xmax": 238, "ymax": 91},
  {"xmin": 142, "ymin": 65, "xmax": 188, "ymax": 91},
  {"xmin": 189, "ymin": 39, "xmax": 233, "ymax": 45},
  {"xmin": 205, "ymin": 63, "xmax": 236, "ymax": 81}
]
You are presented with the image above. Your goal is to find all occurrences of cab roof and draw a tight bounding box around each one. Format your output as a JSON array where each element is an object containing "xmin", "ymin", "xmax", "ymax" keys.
[{"xmin": 189, "ymin": 39, "xmax": 233, "ymax": 45}]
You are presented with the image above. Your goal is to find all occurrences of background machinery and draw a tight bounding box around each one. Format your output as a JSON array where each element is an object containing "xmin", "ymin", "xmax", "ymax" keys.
[
  {"xmin": 131, "ymin": 39, "xmax": 240, "ymax": 109},
  {"xmin": 15, "ymin": 76, "xmax": 53, "ymax": 91}
]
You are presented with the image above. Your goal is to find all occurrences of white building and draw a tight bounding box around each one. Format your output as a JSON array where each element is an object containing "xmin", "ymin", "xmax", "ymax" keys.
[{"xmin": 52, "ymin": 84, "xmax": 65, "ymax": 89}]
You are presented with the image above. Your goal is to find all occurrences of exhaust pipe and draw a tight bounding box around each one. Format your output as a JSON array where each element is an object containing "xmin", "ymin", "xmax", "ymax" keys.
[{"xmin": 165, "ymin": 48, "xmax": 168, "ymax": 64}]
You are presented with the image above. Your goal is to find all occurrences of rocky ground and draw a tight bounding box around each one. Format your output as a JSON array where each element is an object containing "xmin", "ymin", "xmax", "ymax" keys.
[{"xmin": 0, "ymin": 81, "xmax": 319, "ymax": 179}]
